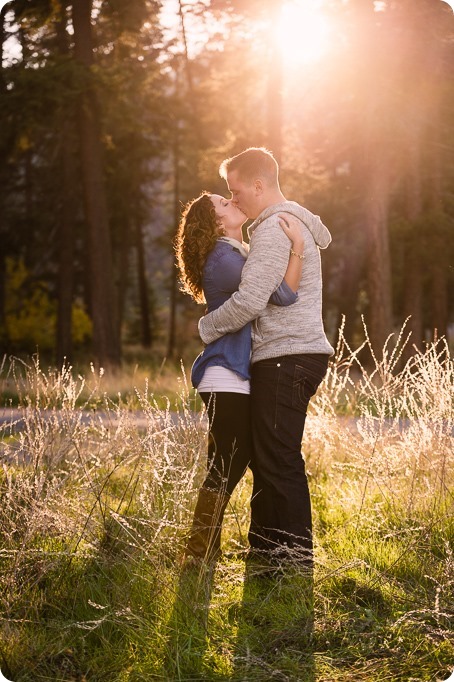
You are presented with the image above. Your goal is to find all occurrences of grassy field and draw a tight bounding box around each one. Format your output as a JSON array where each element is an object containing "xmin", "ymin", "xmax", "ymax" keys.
[{"xmin": 0, "ymin": 329, "xmax": 453, "ymax": 681}]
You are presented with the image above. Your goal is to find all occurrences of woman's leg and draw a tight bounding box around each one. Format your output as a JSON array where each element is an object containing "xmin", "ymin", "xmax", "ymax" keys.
[
  {"xmin": 185, "ymin": 392, "xmax": 252, "ymax": 560},
  {"xmin": 201, "ymin": 392, "xmax": 252, "ymax": 496}
]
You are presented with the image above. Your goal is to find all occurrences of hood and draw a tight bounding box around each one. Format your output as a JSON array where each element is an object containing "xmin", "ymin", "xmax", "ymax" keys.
[{"xmin": 248, "ymin": 201, "xmax": 332, "ymax": 249}]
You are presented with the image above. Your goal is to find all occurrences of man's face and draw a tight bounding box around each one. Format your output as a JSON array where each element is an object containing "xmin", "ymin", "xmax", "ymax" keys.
[{"xmin": 226, "ymin": 170, "xmax": 261, "ymax": 220}]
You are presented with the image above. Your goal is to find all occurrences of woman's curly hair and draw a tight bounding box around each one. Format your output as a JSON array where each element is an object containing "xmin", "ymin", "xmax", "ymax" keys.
[{"xmin": 174, "ymin": 192, "xmax": 220, "ymax": 304}]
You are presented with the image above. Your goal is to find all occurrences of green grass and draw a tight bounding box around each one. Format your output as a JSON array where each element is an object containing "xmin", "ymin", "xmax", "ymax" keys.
[{"xmin": 0, "ymin": 328, "xmax": 453, "ymax": 681}]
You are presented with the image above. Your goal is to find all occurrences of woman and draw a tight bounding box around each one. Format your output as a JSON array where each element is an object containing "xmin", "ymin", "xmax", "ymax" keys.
[{"xmin": 175, "ymin": 191, "xmax": 305, "ymax": 562}]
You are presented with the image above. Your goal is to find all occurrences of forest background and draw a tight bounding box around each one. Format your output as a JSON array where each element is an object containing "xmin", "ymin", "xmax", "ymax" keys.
[{"xmin": 0, "ymin": 0, "xmax": 453, "ymax": 371}]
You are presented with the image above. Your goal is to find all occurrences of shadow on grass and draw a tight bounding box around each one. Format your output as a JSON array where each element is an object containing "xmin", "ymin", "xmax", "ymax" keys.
[
  {"xmin": 233, "ymin": 559, "xmax": 315, "ymax": 681},
  {"xmin": 160, "ymin": 559, "xmax": 216, "ymax": 680}
]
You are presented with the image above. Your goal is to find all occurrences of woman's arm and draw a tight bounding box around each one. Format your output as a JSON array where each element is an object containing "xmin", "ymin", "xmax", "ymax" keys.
[{"xmin": 279, "ymin": 213, "xmax": 305, "ymax": 293}]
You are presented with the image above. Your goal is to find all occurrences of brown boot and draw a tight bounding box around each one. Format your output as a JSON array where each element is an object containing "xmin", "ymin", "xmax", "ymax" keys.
[{"xmin": 185, "ymin": 487, "xmax": 230, "ymax": 562}]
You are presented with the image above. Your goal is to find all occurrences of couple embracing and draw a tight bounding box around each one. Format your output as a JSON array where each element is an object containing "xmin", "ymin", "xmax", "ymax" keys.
[{"xmin": 175, "ymin": 147, "xmax": 334, "ymax": 567}]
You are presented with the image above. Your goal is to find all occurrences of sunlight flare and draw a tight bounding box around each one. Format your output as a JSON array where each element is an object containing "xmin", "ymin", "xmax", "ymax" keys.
[{"xmin": 275, "ymin": 0, "xmax": 331, "ymax": 65}]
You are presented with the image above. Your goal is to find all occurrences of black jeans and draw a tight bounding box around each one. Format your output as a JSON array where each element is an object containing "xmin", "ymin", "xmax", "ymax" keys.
[
  {"xmin": 248, "ymin": 353, "xmax": 329, "ymax": 561},
  {"xmin": 199, "ymin": 392, "xmax": 252, "ymax": 496}
]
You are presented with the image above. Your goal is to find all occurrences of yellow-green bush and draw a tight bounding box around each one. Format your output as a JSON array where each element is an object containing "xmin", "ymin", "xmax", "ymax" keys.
[{"xmin": 5, "ymin": 257, "xmax": 92, "ymax": 351}]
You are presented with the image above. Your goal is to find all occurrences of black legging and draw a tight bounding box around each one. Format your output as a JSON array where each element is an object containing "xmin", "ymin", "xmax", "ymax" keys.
[{"xmin": 199, "ymin": 392, "xmax": 252, "ymax": 496}]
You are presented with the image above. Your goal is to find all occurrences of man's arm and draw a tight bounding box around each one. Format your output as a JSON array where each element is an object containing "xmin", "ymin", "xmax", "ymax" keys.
[{"xmin": 199, "ymin": 218, "xmax": 291, "ymax": 344}]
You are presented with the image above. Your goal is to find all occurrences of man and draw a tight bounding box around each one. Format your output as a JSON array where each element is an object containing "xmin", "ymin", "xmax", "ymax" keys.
[{"xmin": 199, "ymin": 147, "xmax": 334, "ymax": 565}]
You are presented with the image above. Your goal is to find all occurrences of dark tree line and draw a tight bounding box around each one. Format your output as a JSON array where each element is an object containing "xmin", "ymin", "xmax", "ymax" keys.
[
  {"xmin": 0, "ymin": 0, "xmax": 452, "ymax": 367},
  {"xmin": 1, "ymin": 0, "xmax": 167, "ymax": 367}
]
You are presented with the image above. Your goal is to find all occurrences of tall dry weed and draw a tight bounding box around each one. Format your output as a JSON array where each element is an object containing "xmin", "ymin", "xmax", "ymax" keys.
[{"xmin": 0, "ymin": 330, "xmax": 452, "ymax": 680}]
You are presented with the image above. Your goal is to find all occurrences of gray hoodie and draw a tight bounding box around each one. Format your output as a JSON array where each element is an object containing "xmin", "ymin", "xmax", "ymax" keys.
[{"xmin": 198, "ymin": 200, "xmax": 334, "ymax": 363}]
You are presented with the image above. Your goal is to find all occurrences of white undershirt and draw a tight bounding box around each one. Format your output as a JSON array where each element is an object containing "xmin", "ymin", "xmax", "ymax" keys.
[
  {"xmin": 197, "ymin": 366, "xmax": 250, "ymax": 395},
  {"xmin": 218, "ymin": 236, "xmax": 249, "ymax": 258}
]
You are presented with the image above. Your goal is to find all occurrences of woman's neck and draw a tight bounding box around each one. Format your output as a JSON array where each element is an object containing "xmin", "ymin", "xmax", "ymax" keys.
[{"xmin": 223, "ymin": 226, "xmax": 244, "ymax": 242}]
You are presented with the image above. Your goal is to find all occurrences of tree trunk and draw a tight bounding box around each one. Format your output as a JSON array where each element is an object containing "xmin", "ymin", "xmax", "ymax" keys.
[
  {"xmin": 428, "ymin": 123, "xmax": 448, "ymax": 341},
  {"xmin": 364, "ymin": 153, "xmax": 393, "ymax": 353},
  {"xmin": 403, "ymin": 119, "xmax": 423, "ymax": 356},
  {"xmin": 56, "ymin": 5, "xmax": 77, "ymax": 365},
  {"xmin": 337, "ymin": 221, "xmax": 367, "ymax": 346},
  {"xmin": 135, "ymin": 219, "xmax": 152, "ymax": 348},
  {"xmin": 72, "ymin": 0, "xmax": 121, "ymax": 367},
  {"xmin": 56, "ymin": 116, "xmax": 77, "ymax": 365},
  {"xmin": 426, "ymin": 23, "xmax": 448, "ymax": 344},
  {"xmin": 167, "ymin": 125, "xmax": 180, "ymax": 359},
  {"xmin": 116, "ymin": 215, "xmax": 129, "ymax": 334},
  {"xmin": 0, "ymin": 7, "xmax": 9, "ymax": 349}
]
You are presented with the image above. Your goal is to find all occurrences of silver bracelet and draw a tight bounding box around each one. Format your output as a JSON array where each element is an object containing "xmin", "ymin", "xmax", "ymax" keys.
[{"xmin": 290, "ymin": 248, "xmax": 305, "ymax": 260}]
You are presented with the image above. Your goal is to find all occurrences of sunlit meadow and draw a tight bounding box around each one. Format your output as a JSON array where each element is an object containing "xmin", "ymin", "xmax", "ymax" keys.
[{"xmin": 0, "ymin": 323, "xmax": 453, "ymax": 681}]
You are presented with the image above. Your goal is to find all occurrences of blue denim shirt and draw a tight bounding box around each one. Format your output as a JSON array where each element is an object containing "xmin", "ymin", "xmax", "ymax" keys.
[{"xmin": 191, "ymin": 239, "xmax": 298, "ymax": 388}]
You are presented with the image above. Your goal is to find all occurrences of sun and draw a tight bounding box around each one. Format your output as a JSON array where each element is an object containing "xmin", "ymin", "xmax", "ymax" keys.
[{"xmin": 275, "ymin": 0, "xmax": 331, "ymax": 65}]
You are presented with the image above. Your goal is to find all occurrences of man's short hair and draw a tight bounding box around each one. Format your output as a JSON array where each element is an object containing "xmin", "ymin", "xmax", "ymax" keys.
[{"xmin": 219, "ymin": 147, "xmax": 279, "ymax": 185}]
